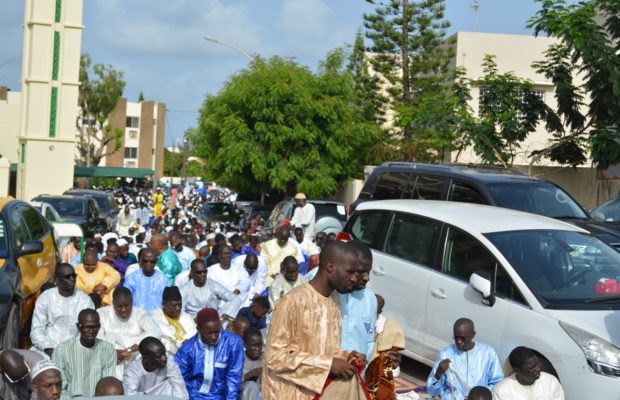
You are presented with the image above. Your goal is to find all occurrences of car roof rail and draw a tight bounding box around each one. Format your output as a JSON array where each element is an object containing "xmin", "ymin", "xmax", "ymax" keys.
[
  {"xmin": 379, "ymin": 162, "xmax": 454, "ymax": 172},
  {"xmin": 447, "ymin": 163, "xmax": 526, "ymax": 175}
]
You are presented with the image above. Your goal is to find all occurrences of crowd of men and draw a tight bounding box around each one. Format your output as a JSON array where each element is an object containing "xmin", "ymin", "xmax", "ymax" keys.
[{"xmin": 0, "ymin": 184, "xmax": 566, "ymax": 399}]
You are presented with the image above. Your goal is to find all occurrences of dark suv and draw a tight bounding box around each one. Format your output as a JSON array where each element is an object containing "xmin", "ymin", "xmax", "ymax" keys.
[
  {"xmin": 32, "ymin": 195, "xmax": 106, "ymax": 234},
  {"xmin": 354, "ymin": 162, "xmax": 620, "ymax": 249},
  {"xmin": 64, "ymin": 189, "xmax": 119, "ymax": 230}
]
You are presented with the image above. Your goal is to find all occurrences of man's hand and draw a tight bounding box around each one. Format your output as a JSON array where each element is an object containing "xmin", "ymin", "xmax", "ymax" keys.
[
  {"xmin": 44, "ymin": 348, "xmax": 54, "ymax": 358},
  {"xmin": 93, "ymin": 284, "xmax": 107, "ymax": 296},
  {"xmin": 329, "ymin": 357, "xmax": 356, "ymax": 379},
  {"xmin": 243, "ymin": 367, "xmax": 263, "ymax": 382},
  {"xmin": 435, "ymin": 358, "xmax": 451, "ymax": 380},
  {"xmin": 387, "ymin": 350, "xmax": 401, "ymax": 367},
  {"xmin": 221, "ymin": 314, "xmax": 234, "ymax": 322},
  {"xmin": 233, "ymin": 289, "xmax": 240, "ymax": 295},
  {"xmin": 347, "ymin": 351, "xmax": 366, "ymax": 365},
  {"xmin": 128, "ymin": 344, "xmax": 139, "ymax": 353},
  {"xmin": 116, "ymin": 349, "xmax": 131, "ymax": 362}
]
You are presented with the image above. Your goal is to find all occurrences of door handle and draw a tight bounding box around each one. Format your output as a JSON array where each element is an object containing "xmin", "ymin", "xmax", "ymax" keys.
[
  {"xmin": 372, "ymin": 266, "xmax": 386, "ymax": 276},
  {"xmin": 431, "ymin": 289, "xmax": 447, "ymax": 299}
]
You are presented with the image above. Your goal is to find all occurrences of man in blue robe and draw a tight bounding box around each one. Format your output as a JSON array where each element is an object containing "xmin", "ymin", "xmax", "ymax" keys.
[
  {"xmin": 427, "ymin": 318, "xmax": 504, "ymax": 400},
  {"xmin": 124, "ymin": 248, "xmax": 169, "ymax": 312},
  {"xmin": 175, "ymin": 307, "xmax": 244, "ymax": 399}
]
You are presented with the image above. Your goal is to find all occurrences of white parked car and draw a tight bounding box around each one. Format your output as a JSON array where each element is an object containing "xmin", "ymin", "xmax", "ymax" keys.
[
  {"xmin": 341, "ymin": 200, "xmax": 620, "ymax": 400},
  {"xmin": 29, "ymin": 200, "xmax": 63, "ymax": 223}
]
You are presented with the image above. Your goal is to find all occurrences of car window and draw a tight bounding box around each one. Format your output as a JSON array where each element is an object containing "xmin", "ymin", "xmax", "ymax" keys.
[
  {"xmin": 372, "ymin": 172, "xmax": 411, "ymax": 200},
  {"xmin": 448, "ymin": 181, "xmax": 485, "ymax": 204},
  {"xmin": 296, "ymin": 203, "xmax": 347, "ymax": 222},
  {"xmin": 40, "ymin": 198, "xmax": 85, "ymax": 217},
  {"xmin": 443, "ymin": 226, "xmax": 524, "ymax": 303},
  {"xmin": 385, "ymin": 213, "xmax": 441, "ymax": 267},
  {"xmin": 359, "ymin": 173, "xmax": 380, "ymax": 200},
  {"xmin": 10, "ymin": 208, "xmax": 31, "ymax": 248},
  {"xmin": 44, "ymin": 207, "xmax": 57, "ymax": 222},
  {"xmin": 350, "ymin": 210, "xmax": 389, "ymax": 250},
  {"xmin": 21, "ymin": 206, "xmax": 48, "ymax": 240},
  {"xmin": 592, "ymin": 199, "xmax": 620, "ymax": 222},
  {"xmin": 412, "ymin": 176, "xmax": 444, "ymax": 200},
  {"xmin": 0, "ymin": 218, "xmax": 8, "ymax": 258}
]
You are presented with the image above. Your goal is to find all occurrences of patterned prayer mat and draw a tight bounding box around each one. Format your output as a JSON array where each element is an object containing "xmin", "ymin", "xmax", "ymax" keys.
[{"xmin": 395, "ymin": 375, "xmax": 426, "ymax": 394}]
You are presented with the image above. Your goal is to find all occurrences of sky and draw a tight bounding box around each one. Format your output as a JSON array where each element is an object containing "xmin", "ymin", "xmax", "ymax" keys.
[{"xmin": 0, "ymin": 0, "xmax": 544, "ymax": 146}]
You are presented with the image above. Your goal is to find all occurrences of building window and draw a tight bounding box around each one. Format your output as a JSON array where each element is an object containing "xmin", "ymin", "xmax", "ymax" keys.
[
  {"xmin": 128, "ymin": 130, "xmax": 138, "ymax": 139},
  {"xmin": 124, "ymin": 147, "xmax": 138, "ymax": 159},
  {"xmin": 126, "ymin": 116, "xmax": 140, "ymax": 128},
  {"xmin": 82, "ymin": 118, "xmax": 95, "ymax": 126},
  {"xmin": 478, "ymin": 88, "xmax": 545, "ymax": 118}
]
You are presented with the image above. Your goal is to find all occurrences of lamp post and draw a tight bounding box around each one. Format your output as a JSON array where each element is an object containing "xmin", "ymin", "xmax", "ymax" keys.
[{"xmin": 203, "ymin": 36, "xmax": 254, "ymax": 61}]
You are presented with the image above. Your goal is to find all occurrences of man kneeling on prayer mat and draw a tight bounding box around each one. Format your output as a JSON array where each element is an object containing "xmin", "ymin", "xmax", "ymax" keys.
[
  {"xmin": 123, "ymin": 336, "xmax": 189, "ymax": 398},
  {"xmin": 175, "ymin": 307, "xmax": 244, "ymax": 399},
  {"xmin": 151, "ymin": 286, "xmax": 197, "ymax": 356}
]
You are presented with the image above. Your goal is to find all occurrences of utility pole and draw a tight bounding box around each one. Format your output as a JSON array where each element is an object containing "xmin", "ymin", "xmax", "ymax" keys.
[
  {"xmin": 472, "ymin": 1, "xmax": 480, "ymax": 32},
  {"xmin": 181, "ymin": 137, "xmax": 189, "ymax": 185}
]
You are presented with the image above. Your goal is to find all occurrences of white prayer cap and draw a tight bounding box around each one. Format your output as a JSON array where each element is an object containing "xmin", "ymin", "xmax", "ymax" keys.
[
  {"xmin": 31, "ymin": 359, "xmax": 60, "ymax": 380},
  {"xmin": 165, "ymin": 226, "xmax": 173, "ymax": 233},
  {"xmin": 102, "ymin": 232, "xmax": 118, "ymax": 243},
  {"xmin": 206, "ymin": 233, "xmax": 216, "ymax": 240},
  {"xmin": 117, "ymin": 238, "xmax": 129, "ymax": 247},
  {"xmin": 225, "ymin": 232, "xmax": 235, "ymax": 240}
]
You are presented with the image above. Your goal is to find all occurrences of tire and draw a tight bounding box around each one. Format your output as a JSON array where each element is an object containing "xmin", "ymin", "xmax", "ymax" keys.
[
  {"xmin": 538, "ymin": 355, "xmax": 559, "ymax": 380},
  {"xmin": 1, "ymin": 303, "xmax": 20, "ymax": 350}
]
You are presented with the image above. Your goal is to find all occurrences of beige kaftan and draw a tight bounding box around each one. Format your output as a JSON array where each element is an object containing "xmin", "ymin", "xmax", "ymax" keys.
[{"xmin": 262, "ymin": 283, "xmax": 349, "ymax": 400}]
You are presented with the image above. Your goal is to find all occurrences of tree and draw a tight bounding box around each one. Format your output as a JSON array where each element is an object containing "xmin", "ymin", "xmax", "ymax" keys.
[
  {"xmin": 363, "ymin": 0, "xmax": 456, "ymax": 161},
  {"xmin": 192, "ymin": 53, "xmax": 380, "ymax": 197},
  {"xmin": 76, "ymin": 54, "xmax": 126, "ymax": 166},
  {"xmin": 528, "ymin": 0, "xmax": 620, "ymax": 169},
  {"xmin": 138, "ymin": 91, "xmax": 145, "ymax": 102}
]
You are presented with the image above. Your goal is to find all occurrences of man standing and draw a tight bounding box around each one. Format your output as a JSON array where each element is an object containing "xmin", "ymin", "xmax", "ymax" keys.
[
  {"xmin": 152, "ymin": 188, "xmax": 164, "ymax": 218},
  {"xmin": 492, "ymin": 346, "xmax": 564, "ymax": 400},
  {"xmin": 290, "ymin": 193, "xmax": 315, "ymax": 241},
  {"xmin": 123, "ymin": 337, "xmax": 189, "ymax": 398},
  {"xmin": 97, "ymin": 288, "xmax": 162, "ymax": 378},
  {"xmin": 117, "ymin": 205, "xmax": 135, "ymax": 236},
  {"xmin": 340, "ymin": 240, "xmax": 378, "ymax": 362},
  {"xmin": 53, "ymin": 309, "xmax": 116, "ymax": 398},
  {"xmin": 427, "ymin": 318, "xmax": 504, "ymax": 400},
  {"xmin": 262, "ymin": 241, "xmax": 365, "ymax": 399},
  {"xmin": 151, "ymin": 286, "xmax": 197, "ymax": 356},
  {"xmin": 30, "ymin": 359, "xmax": 62, "ymax": 400},
  {"xmin": 261, "ymin": 227, "xmax": 303, "ymax": 286},
  {"xmin": 0, "ymin": 349, "xmax": 45, "ymax": 400},
  {"xmin": 31, "ymin": 263, "xmax": 95, "ymax": 356},
  {"xmin": 179, "ymin": 259, "xmax": 241, "ymax": 318},
  {"xmin": 208, "ymin": 245, "xmax": 251, "ymax": 298},
  {"xmin": 149, "ymin": 233, "xmax": 182, "ymax": 284},
  {"xmin": 124, "ymin": 248, "xmax": 169, "ymax": 312},
  {"xmin": 175, "ymin": 307, "xmax": 244, "ymax": 400},
  {"xmin": 232, "ymin": 253, "xmax": 267, "ymax": 307}
]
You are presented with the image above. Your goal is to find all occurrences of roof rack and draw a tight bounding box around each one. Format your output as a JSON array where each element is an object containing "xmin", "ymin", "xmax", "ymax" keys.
[
  {"xmin": 448, "ymin": 163, "xmax": 526, "ymax": 176},
  {"xmin": 379, "ymin": 161, "xmax": 525, "ymax": 176},
  {"xmin": 379, "ymin": 162, "xmax": 453, "ymax": 172}
]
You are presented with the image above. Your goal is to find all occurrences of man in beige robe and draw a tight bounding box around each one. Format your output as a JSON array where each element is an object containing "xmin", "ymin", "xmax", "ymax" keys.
[{"xmin": 262, "ymin": 241, "xmax": 366, "ymax": 399}]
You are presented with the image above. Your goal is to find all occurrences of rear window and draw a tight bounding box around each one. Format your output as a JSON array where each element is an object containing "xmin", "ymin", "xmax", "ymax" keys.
[
  {"xmin": 372, "ymin": 172, "xmax": 411, "ymax": 200},
  {"xmin": 40, "ymin": 198, "xmax": 85, "ymax": 217},
  {"xmin": 310, "ymin": 203, "xmax": 347, "ymax": 222},
  {"xmin": 412, "ymin": 176, "xmax": 444, "ymax": 200},
  {"xmin": 349, "ymin": 210, "xmax": 389, "ymax": 250}
]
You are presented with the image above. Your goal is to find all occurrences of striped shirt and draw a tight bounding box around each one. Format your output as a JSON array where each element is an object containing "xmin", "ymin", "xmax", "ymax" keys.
[{"xmin": 53, "ymin": 337, "xmax": 116, "ymax": 399}]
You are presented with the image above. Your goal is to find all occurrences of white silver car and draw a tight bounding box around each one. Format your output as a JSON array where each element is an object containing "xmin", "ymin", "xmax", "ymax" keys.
[
  {"xmin": 342, "ymin": 200, "xmax": 620, "ymax": 399},
  {"xmin": 29, "ymin": 200, "xmax": 62, "ymax": 223}
]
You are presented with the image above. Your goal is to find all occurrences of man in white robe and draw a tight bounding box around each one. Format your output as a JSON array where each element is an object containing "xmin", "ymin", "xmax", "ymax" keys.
[
  {"xmin": 208, "ymin": 245, "xmax": 251, "ymax": 295},
  {"xmin": 151, "ymin": 287, "xmax": 197, "ymax": 356},
  {"xmin": 290, "ymin": 193, "xmax": 316, "ymax": 241},
  {"xmin": 180, "ymin": 259, "xmax": 242, "ymax": 318},
  {"xmin": 31, "ymin": 263, "xmax": 95, "ymax": 357},
  {"xmin": 232, "ymin": 253, "xmax": 267, "ymax": 307},
  {"xmin": 97, "ymin": 287, "xmax": 162, "ymax": 379},
  {"xmin": 123, "ymin": 337, "xmax": 188, "ymax": 398}
]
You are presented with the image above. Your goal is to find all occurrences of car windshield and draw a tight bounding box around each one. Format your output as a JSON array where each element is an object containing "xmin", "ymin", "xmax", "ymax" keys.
[
  {"xmin": 487, "ymin": 182, "xmax": 588, "ymax": 219},
  {"xmin": 592, "ymin": 199, "xmax": 620, "ymax": 222},
  {"xmin": 312, "ymin": 203, "xmax": 347, "ymax": 222},
  {"xmin": 202, "ymin": 203, "xmax": 235, "ymax": 216},
  {"xmin": 486, "ymin": 229, "xmax": 620, "ymax": 309},
  {"xmin": 42, "ymin": 198, "xmax": 85, "ymax": 217},
  {"xmin": 0, "ymin": 218, "xmax": 8, "ymax": 258}
]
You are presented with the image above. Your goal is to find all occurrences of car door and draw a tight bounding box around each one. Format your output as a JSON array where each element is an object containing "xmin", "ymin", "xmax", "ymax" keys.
[
  {"xmin": 366, "ymin": 211, "xmax": 443, "ymax": 362},
  {"xmin": 424, "ymin": 225, "xmax": 526, "ymax": 357}
]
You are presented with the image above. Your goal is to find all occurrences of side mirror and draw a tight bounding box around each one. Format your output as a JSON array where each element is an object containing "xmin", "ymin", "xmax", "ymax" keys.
[
  {"xmin": 19, "ymin": 240, "xmax": 44, "ymax": 257},
  {"xmin": 470, "ymin": 271, "xmax": 495, "ymax": 307}
]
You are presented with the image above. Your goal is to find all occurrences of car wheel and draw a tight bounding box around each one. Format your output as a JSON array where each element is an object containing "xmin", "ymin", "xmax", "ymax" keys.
[
  {"xmin": 538, "ymin": 355, "xmax": 559, "ymax": 379},
  {"xmin": 1, "ymin": 302, "xmax": 20, "ymax": 350}
]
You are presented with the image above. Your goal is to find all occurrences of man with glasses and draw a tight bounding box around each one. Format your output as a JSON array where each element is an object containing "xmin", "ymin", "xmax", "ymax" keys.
[
  {"xmin": 0, "ymin": 349, "xmax": 44, "ymax": 400},
  {"xmin": 179, "ymin": 259, "xmax": 241, "ymax": 318},
  {"xmin": 124, "ymin": 248, "xmax": 169, "ymax": 312},
  {"xmin": 31, "ymin": 263, "xmax": 95, "ymax": 357},
  {"xmin": 232, "ymin": 253, "xmax": 267, "ymax": 307},
  {"xmin": 427, "ymin": 318, "xmax": 504, "ymax": 400},
  {"xmin": 151, "ymin": 287, "xmax": 197, "ymax": 356},
  {"xmin": 123, "ymin": 336, "xmax": 188, "ymax": 397},
  {"xmin": 52, "ymin": 308, "xmax": 116, "ymax": 398}
]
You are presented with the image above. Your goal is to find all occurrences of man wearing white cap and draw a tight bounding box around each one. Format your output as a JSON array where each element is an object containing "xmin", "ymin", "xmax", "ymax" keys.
[
  {"xmin": 30, "ymin": 359, "xmax": 62, "ymax": 400},
  {"xmin": 290, "ymin": 193, "xmax": 316, "ymax": 241},
  {"xmin": 117, "ymin": 205, "xmax": 135, "ymax": 236}
]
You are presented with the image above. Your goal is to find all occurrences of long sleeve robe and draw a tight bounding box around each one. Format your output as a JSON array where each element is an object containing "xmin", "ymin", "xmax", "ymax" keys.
[
  {"xmin": 232, "ymin": 254, "xmax": 268, "ymax": 307},
  {"xmin": 262, "ymin": 283, "xmax": 350, "ymax": 399},
  {"xmin": 260, "ymin": 239, "xmax": 304, "ymax": 286},
  {"xmin": 157, "ymin": 248, "xmax": 183, "ymax": 284},
  {"xmin": 123, "ymin": 356, "xmax": 189, "ymax": 398},
  {"xmin": 180, "ymin": 280, "xmax": 242, "ymax": 318},
  {"xmin": 124, "ymin": 269, "xmax": 169, "ymax": 312},
  {"xmin": 340, "ymin": 287, "xmax": 378, "ymax": 362},
  {"xmin": 30, "ymin": 288, "xmax": 95, "ymax": 352},
  {"xmin": 75, "ymin": 262, "xmax": 121, "ymax": 305},
  {"xmin": 151, "ymin": 308, "xmax": 197, "ymax": 355},
  {"xmin": 207, "ymin": 263, "xmax": 251, "ymax": 295}
]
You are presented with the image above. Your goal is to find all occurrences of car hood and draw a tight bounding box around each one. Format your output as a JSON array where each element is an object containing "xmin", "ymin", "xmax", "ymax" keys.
[
  {"xmin": 546, "ymin": 309, "xmax": 620, "ymax": 346},
  {"xmin": 61, "ymin": 216, "xmax": 86, "ymax": 224},
  {"xmin": 566, "ymin": 219, "xmax": 620, "ymax": 248}
]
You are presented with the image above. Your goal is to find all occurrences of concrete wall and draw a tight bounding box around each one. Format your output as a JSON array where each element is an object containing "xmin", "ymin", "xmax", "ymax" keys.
[
  {"xmin": 138, "ymin": 101, "xmax": 154, "ymax": 169},
  {"xmin": 104, "ymin": 97, "xmax": 127, "ymax": 167},
  {"xmin": 0, "ymin": 89, "xmax": 21, "ymax": 164},
  {"xmin": 154, "ymin": 102, "xmax": 166, "ymax": 178}
]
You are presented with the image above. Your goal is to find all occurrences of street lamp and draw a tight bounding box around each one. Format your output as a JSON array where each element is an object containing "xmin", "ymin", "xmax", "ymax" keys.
[{"xmin": 203, "ymin": 36, "xmax": 254, "ymax": 61}]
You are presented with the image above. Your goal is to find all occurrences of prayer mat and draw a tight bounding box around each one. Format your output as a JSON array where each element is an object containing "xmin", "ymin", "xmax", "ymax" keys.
[{"xmin": 394, "ymin": 376, "xmax": 426, "ymax": 394}]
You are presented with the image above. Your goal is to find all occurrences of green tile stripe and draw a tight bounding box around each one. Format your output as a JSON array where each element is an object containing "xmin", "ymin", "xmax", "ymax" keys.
[
  {"xmin": 55, "ymin": 0, "xmax": 62, "ymax": 23},
  {"xmin": 49, "ymin": 87, "xmax": 58, "ymax": 137},
  {"xmin": 52, "ymin": 31, "xmax": 60, "ymax": 80},
  {"xmin": 21, "ymin": 144, "xmax": 25, "ymax": 163}
]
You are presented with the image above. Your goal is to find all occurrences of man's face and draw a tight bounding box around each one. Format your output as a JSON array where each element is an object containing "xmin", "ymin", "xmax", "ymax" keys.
[
  {"xmin": 32, "ymin": 370, "xmax": 62, "ymax": 400},
  {"xmin": 142, "ymin": 346, "xmax": 167, "ymax": 372},
  {"xmin": 113, "ymin": 296, "xmax": 133, "ymax": 320},
  {"xmin": 162, "ymin": 300, "xmax": 182, "ymax": 319},
  {"xmin": 515, "ymin": 356, "xmax": 541, "ymax": 385},
  {"xmin": 140, "ymin": 252, "xmax": 157, "ymax": 277},
  {"xmin": 72, "ymin": 237, "xmax": 81, "ymax": 250},
  {"xmin": 282, "ymin": 265, "xmax": 299, "ymax": 282},
  {"xmin": 119, "ymin": 244, "xmax": 129, "ymax": 258},
  {"xmin": 315, "ymin": 233, "xmax": 326, "ymax": 248},
  {"xmin": 191, "ymin": 263, "xmax": 208, "ymax": 287},
  {"xmin": 294, "ymin": 198, "xmax": 305, "ymax": 208},
  {"xmin": 453, "ymin": 324, "xmax": 475, "ymax": 352},
  {"xmin": 218, "ymin": 246, "xmax": 232, "ymax": 267},
  {"xmin": 244, "ymin": 335, "xmax": 263, "ymax": 361},
  {"xmin": 294, "ymin": 229, "xmax": 304, "ymax": 243},
  {"xmin": 83, "ymin": 253, "xmax": 98, "ymax": 273},
  {"xmin": 353, "ymin": 257, "xmax": 372, "ymax": 290},
  {"xmin": 244, "ymin": 258, "xmax": 259, "ymax": 276},
  {"xmin": 55, "ymin": 266, "xmax": 77, "ymax": 293},
  {"xmin": 77, "ymin": 314, "xmax": 101, "ymax": 347},
  {"xmin": 198, "ymin": 321, "xmax": 221, "ymax": 346},
  {"xmin": 230, "ymin": 239, "xmax": 242, "ymax": 252},
  {"xmin": 276, "ymin": 231, "xmax": 290, "ymax": 247},
  {"xmin": 106, "ymin": 245, "xmax": 119, "ymax": 259},
  {"xmin": 330, "ymin": 253, "xmax": 359, "ymax": 294},
  {"xmin": 252, "ymin": 304, "xmax": 269, "ymax": 319}
]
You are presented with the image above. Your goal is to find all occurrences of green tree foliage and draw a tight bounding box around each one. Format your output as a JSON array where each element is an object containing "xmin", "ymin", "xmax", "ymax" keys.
[
  {"xmin": 163, "ymin": 148, "xmax": 207, "ymax": 179},
  {"xmin": 138, "ymin": 91, "xmax": 145, "ymax": 102},
  {"xmin": 363, "ymin": 0, "xmax": 456, "ymax": 161},
  {"xmin": 76, "ymin": 54, "xmax": 126, "ymax": 166},
  {"xmin": 528, "ymin": 0, "xmax": 620, "ymax": 169},
  {"xmin": 192, "ymin": 53, "xmax": 380, "ymax": 197}
]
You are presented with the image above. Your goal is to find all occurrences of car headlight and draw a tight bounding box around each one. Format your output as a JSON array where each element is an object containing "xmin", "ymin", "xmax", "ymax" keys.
[{"xmin": 560, "ymin": 321, "xmax": 620, "ymax": 377}]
